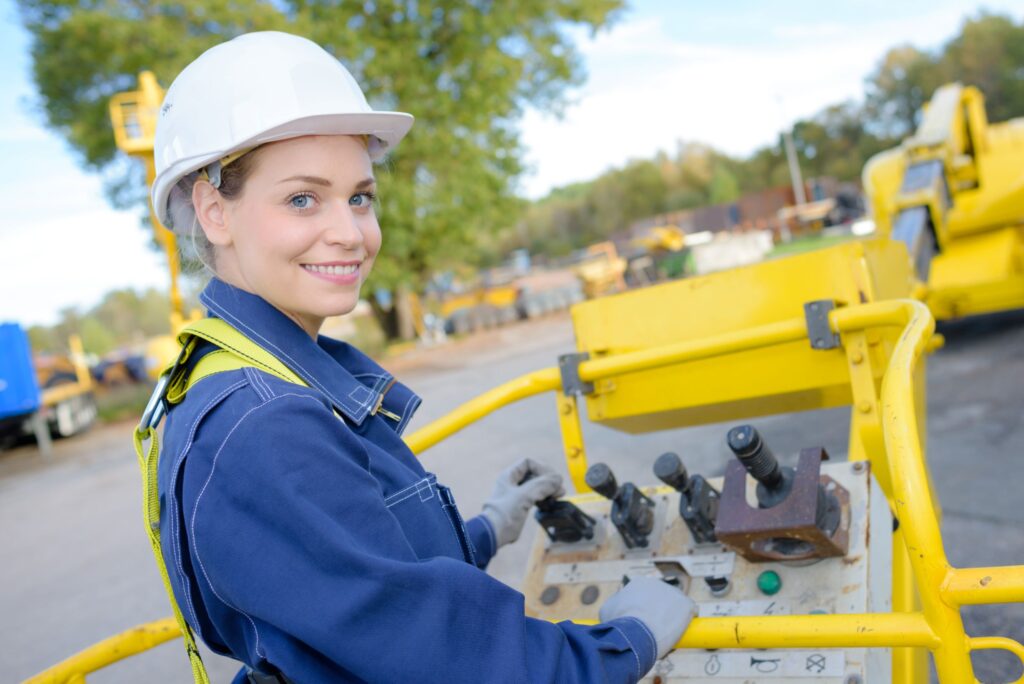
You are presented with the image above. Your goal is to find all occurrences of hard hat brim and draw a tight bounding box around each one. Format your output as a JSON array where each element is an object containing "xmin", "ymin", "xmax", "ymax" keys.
[{"xmin": 153, "ymin": 110, "xmax": 413, "ymax": 227}]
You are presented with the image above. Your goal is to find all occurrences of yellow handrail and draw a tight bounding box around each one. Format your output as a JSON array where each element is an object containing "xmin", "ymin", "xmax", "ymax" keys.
[
  {"xmin": 25, "ymin": 618, "xmax": 179, "ymax": 684},
  {"xmin": 26, "ymin": 299, "xmax": 1024, "ymax": 683}
]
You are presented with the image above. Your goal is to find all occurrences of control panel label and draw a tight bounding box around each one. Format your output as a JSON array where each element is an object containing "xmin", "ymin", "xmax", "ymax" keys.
[
  {"xmin": 544, "ymin": 553, "xmax": 735, "ymax": 584},
  {"xmin": 663, "ymin": 649, "xmax": 846, "ymax": 678},
  {"xmin": 698, "ymin": 598, "xmax": 792, "ymax": 617}
]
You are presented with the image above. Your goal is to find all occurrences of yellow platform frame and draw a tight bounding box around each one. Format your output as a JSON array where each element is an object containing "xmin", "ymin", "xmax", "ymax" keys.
[{"xmin": 26, "ymin": 243, "xmax": 1024, "ymax": 683}]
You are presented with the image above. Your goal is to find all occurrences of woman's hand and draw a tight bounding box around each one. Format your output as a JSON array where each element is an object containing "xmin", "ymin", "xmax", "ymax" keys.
[
  {"xmin": 599, "ymin": 576, "xmax": 697, "ymax": 659},
  {"xmin": 481, "ymin": 457, "xmax": 565, "ymax": 548}
]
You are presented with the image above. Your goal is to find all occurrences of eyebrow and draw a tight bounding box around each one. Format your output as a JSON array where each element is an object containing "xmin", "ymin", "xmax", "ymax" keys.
[{"xmin": 277, "ymin": 175, "xmax": 376, "ymax": 189}]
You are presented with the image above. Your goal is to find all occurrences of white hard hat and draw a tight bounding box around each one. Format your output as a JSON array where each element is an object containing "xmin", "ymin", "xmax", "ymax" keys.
[{"xmin": 152, "ymin": 31, "xmax": 413, "ymax": 227}]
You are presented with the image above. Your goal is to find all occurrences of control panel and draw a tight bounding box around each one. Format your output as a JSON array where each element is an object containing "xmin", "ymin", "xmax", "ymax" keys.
[{"xmin": 522, "ymin": 426, "xmax": 893, "ymax": 683}]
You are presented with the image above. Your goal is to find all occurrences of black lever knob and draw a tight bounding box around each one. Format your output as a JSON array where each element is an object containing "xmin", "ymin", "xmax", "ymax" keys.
[
  {"xmin": 585, "ymin": 463, "xmax": 619, "ymax": 500},
  {"xmin": 727, "ymin": 425, "xmax": 793, "ymax": 508},
  {"xmin": 653, "ymin": 452, "xmax": 691, "ymax": 494},
  {"xmin": 727, "ymin": 425, "xmax": 783, "ymax": 490}
]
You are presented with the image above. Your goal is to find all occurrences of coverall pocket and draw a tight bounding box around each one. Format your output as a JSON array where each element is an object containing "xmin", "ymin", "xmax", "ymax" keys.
[{"xmin": 384, "ymin": 474, "xmax": 475, "ymax": 564}]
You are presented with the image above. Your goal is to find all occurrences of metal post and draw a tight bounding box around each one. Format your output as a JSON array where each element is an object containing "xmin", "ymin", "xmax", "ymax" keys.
[{"xmin": 783, "ymin": 127, "xmax": 807, "ymax": 206}]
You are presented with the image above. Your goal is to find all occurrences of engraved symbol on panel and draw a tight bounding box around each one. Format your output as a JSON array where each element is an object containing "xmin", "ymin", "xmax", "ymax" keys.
[
  {"xmin": 750, "ymin": 656, "xmax": 781, "ymax": 673},
  {"xmin": 704, "ymin": 653, "xmax": 722, "ymax": 675},
  {"xmin": 806, "ymin": 653, "xmax": 827, "ymax": 673}
]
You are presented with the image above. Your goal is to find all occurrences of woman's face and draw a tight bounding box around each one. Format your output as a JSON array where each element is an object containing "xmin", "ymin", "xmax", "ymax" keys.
[{"xmin": 211, "ymin": 135, "xmax": 380, "ymax": 337}]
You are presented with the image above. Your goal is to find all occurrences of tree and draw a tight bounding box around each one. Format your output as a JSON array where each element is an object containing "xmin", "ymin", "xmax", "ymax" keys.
[
  {"xmin": 941, "ymin": 13, "xmax": 1024, "ymax": 124},
  {"xmin": 864, "ymin": 44, "xmax": 943, "ymax": 139},
  {"xmin": 17, "ymin": 0, "xmax": 624, "ymax": 337},
  {"xmin": 708, "ymin": 164, "xmax": 739, "ymax": 205}
]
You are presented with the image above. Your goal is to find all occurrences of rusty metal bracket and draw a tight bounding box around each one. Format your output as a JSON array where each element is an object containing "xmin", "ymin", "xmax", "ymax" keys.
[
  {"xmin": 714, "ymin": 447, "xmax": 850, "ymax": 562},
  {"xmin": 559, "ymin": 352, "xmax": 594, "ymax": 396},
  {"xmin": 805, "ymin": 300, "xmax": 841, "ymax": 350}
]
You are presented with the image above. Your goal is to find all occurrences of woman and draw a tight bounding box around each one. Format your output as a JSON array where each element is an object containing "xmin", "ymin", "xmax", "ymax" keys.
[{"xmin": 151, "ymin": 31, "xmax": 694, "ymax": 683}]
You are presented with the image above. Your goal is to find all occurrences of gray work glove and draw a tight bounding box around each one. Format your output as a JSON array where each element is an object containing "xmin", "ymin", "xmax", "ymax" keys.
[
  {"xmin": 481, "ymin": 457, "xmax": 565, "ymax": 548},
  {"xmin": 599, "ymin": 576, "xmax": 697, "ymax": 660}
]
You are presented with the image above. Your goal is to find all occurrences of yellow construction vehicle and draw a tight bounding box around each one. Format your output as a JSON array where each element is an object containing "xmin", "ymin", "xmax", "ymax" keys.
[
  {"xmin": 109, "ymin": 72, "xmax": 198, "ymax": 377},
  {"xmin": 27, "ymin": 238, "xmax": 1024, "ymax": 682},
  {"xmin": 1, "ymin": 327, "xmax": 96, "ymax": 453},
  {"xmin": 572, "ymin": 241, "xmax": 629, "ymax": 298},
  {"xmin": 863, "ymin": 83, "xmax": 1024, "ymax": 319}
]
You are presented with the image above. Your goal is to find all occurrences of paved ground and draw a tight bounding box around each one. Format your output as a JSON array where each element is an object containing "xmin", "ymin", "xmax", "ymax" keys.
[{"xmin": 2, "ymin": 309, "xmax": 1023, "ymax": 683}]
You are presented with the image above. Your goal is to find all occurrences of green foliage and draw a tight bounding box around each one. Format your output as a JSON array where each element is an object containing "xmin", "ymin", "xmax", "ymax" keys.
[
  {"xmin": 511, "ymin": 11, "xmax": 1024, "ymax": 258},
  {"xmin": 864, "ymin": 12, "xmax": 1024, "ymax": 138},
  {"xmin": 28, "ymin": 288, "xmax": 173, "ymax": 355},
  {"xmin": 865, "ymin": 45, "xmax": 942, "ymax": 139},
  {"xmin": 708, "ymin": 164, "xmax": 739, "ymax": 205},
  {"xmin": 17, "ymin": 0, "xmax": 624, "ymax": 289},
  {"xmin": 940, "ymin": 13, "xmax": 1024, "ymax": 124}
]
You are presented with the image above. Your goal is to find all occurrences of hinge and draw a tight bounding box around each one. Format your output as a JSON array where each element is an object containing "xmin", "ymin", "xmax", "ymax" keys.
[
  {"xmin": 559, "ymin": 352, "xmax": 594, "ymax": 396},
  {"xmin": 804, "ymin": 300, "xmax": 841, "ymax": 350}
]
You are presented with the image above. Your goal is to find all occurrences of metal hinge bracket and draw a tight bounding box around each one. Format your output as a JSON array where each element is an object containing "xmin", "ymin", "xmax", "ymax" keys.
[
  {"xmin": 559, "ymin": 352, "xmax": 595, "ymax": 396},
  {"xmin": 804, "ymin": 300, "xmax": 841, "ymax": 350}
]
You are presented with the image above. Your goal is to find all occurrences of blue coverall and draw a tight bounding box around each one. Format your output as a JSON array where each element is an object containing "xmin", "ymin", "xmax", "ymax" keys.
[{"xmin": 159, "ymin": 277, "xmax": 659, "ymax": 683}]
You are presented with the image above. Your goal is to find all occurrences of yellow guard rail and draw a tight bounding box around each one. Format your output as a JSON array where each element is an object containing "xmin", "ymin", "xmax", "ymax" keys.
[{"xmin": 25, "ymin": 300, "xmax": 1024, "ymax": 683}]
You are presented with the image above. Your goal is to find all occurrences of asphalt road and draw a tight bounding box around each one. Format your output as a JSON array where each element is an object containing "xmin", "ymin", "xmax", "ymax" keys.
[{"xmin": 2, "ymin": 309, "xmax": 1023, "ymax": 683}]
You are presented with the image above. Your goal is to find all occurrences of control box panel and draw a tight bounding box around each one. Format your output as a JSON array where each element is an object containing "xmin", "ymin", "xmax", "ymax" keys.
[{"xmin": 522, "ymin": 437, "xmax": 892, "ymax": 683}]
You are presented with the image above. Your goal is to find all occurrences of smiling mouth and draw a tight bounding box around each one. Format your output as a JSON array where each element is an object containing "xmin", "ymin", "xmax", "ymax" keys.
[{"xmin": 301, "ymin": 263, "xmax": 360, "ymax": 276}]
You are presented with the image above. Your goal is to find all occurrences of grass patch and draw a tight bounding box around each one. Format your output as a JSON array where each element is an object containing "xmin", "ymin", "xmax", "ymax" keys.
[
  {"xmin": 768, "ymin": 233, "xmax": 858, "ymax": 259},
  {"xmin": 95, "ymin": 383, "xmax": 155, "ymax": 423}
]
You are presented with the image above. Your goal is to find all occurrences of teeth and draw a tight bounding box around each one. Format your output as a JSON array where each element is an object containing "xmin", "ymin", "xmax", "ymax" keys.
[{"xmin": 304, "ymin": 264, "xmax": 359, "ymax": 276}]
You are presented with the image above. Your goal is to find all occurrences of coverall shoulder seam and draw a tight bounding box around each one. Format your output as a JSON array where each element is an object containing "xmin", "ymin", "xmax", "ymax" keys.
[
  {"xmin": 188, "ymin": 391, "xmax": 337, "ymax": 660},
  {"xmin": 242, "ymin": 366, "xmax": 271, "ymax": 401}
]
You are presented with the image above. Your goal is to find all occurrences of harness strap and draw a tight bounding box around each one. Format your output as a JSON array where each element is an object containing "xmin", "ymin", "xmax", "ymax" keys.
[
  {"xmin": 133, "ymin": 424, "xmax": 211, "ymax": 684},
  {"xmin": 133, "ymin": 318, "xmax": 309, "ymax": 684}
]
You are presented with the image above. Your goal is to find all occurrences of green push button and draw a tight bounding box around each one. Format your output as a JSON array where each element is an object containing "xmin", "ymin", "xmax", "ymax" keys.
[{"xmin": 757, "ymin": 570, "xmax": 782, "ymax": 596}]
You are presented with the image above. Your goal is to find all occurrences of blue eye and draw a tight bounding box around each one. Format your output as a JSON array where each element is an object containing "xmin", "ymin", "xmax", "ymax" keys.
[
  {"xmin": 350, "ymin": 191, "xmax": 377, "ymax": 208},
  {"xmin": 289, "ymin": 193, "xmax": 315, "ymax": 210}
]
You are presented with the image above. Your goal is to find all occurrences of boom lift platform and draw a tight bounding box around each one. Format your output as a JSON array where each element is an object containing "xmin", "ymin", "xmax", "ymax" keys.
[
  {"xmin": 109, "ymin": 72, "xmax": 196, "ymax": 378},
  {"xmin": 25, "ymin": 242, "xmax": 1024, "ymax": 681},
  {"xmin": 863, "ymin": 83, "xmax": 1024, "ymax": 320}
]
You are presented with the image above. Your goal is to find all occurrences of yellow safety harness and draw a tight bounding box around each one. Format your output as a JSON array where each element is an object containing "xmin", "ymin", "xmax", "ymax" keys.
[{"xmin": 133, "ymin": 318, "xmax": 309, "ymax": 684}]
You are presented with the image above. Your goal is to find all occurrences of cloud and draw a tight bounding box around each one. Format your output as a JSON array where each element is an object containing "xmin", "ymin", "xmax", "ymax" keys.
[
  {"xmin": 0, "ymin": 210, "xmax": 167, "ymax": 326},
  {"xmin": 517, "ymin": 2, "xmax": 1018, "ymax": 198}
]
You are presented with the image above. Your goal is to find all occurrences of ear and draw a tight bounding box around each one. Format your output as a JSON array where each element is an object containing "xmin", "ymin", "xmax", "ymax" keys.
[{"xmin": 192, "ymin": 180, "xmax": 232, "ymax": 247}]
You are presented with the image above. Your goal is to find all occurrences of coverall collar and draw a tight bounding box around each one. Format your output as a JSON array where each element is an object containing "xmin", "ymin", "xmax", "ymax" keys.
[{"xmin": 199, "ymin": 277, "xmax": 408, "ymax": 426}]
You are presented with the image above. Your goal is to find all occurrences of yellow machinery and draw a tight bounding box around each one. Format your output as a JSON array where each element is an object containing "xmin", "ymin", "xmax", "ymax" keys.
[
  {"xmin": 440, "ymin": 284, "xmax": 521, "ymax": 334},
  {"xmin": 863, "ymin": 83, "xmax": 1024, "ymax": 320},
  {"xmin": 109, "ymin": 72, "xmax": 196, "ymax": 377},
  {"xmin": 573, "ymin": 241, "xmax": 629, "ymax": 298},
  {"xmin": 33, "ymin": 335, "xmax": 96, "ymax": 444},
  {"xmin": 630, "ymin": 225, "xmax": 687, "ymax": 254},
  {"xmin": 28, "ymin": 238, "xmax": 1024, "ymax": 682}
]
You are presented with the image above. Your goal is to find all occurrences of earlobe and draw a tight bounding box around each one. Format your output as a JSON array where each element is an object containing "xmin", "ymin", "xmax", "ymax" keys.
[{"xmin": 192, "ymin": 180, "xmax": 232, "ymax": 247}]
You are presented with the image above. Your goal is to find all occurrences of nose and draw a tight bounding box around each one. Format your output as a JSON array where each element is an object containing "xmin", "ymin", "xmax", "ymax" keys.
[{"xmin": 323, "ymin": 199, "xmax": 365, "ymax": 249}]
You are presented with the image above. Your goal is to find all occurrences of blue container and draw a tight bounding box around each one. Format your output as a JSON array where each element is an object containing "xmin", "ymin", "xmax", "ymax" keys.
[{"xmin": 0, "ymin": 323, "xmax": 41, "ymax": 420}]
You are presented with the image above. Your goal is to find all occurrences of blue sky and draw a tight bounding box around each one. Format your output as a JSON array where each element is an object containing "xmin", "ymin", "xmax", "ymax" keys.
[{"xmin": 1, "ymin": 0, "xmax": 1023, "ymax": 326}]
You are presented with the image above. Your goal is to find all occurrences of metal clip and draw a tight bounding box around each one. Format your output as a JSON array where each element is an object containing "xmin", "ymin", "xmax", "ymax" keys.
[
  {"xmin": 138, "ymin": 373, "xmax": 171, "ymax": 432},
  {"xmin": 804, "ymin": 300, "xmax": 840, "ymax": 350},
  {"xmin": 558, "ymin": 352, "xmax": 594, "ymax": 396}
]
